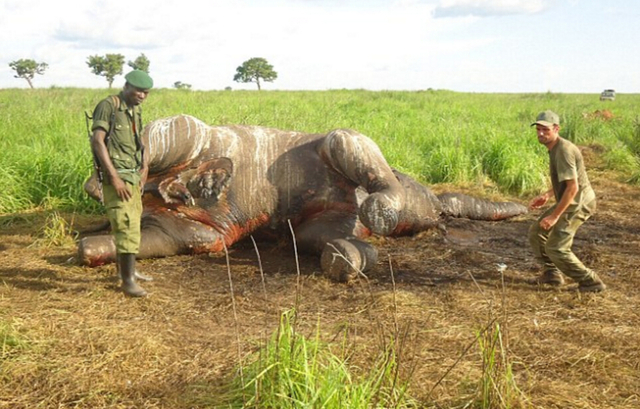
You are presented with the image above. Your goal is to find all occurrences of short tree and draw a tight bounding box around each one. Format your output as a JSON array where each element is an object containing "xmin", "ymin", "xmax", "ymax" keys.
[
  {"xmin": 87, "ymin": 53, "xmax": 125, "ymax": 88},
  {"xmin": 9, "ymin": 59, "xmax": 48, "ymax": 89},
  {"xmin": 128, "ymin": 53, "xmax": 150, "ymax": 73},
  {"xmin": 173, "ymin": 81, "xmax": 192, "ymax": 90},
  {"xmin": 233, "ymin": 57, "xmax": 277, "ymax": 91}
]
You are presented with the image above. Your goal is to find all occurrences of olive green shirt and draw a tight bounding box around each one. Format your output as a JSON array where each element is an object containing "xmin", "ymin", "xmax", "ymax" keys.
[
  {"xmin": 92, "ymin": 93, "xmax": 143, "ymax": 185},
  {"xmin": 549, "ymin": 137, "xmax": 595, "ymax": 208}
]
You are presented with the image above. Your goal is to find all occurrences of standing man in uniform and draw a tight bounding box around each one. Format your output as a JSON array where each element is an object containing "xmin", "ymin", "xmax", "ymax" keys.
[
  {"xmin": 90, "ymin": 70, "xmax": 154, "ymax": 297},
  {"xmin": 528, "ymin": 110, "xmax": 606, "ymax": 292}
]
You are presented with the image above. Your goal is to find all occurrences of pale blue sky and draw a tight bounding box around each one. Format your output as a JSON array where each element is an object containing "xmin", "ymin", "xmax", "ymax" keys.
[{"xmin": 1, "ymin": 0, "xmax": 638, "ymax": 92}]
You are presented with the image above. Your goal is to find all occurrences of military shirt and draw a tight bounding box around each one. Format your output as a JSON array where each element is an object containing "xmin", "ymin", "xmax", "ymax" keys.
[
  {"xmin": 549, "ymin": 137, "xmax": 595, "ymax": 207},
  {"xmin": 92, "ymin": 92, "xmax": 143, "ymax": 185}
]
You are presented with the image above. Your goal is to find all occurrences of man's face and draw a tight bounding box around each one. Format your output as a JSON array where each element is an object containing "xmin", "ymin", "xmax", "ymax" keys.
[
  {"xmin": 124, "ymin": 84, "xmax": 150, "ymax": 106},
  {"xmin": 535, "ymin": 124, "xmax": 558, "ymax": 146}
]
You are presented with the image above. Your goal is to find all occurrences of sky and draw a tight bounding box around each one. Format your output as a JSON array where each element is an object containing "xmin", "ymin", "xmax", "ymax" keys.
[{"xmin": 1, "ymin": 0, "xmax": 639, "ymax": 93}]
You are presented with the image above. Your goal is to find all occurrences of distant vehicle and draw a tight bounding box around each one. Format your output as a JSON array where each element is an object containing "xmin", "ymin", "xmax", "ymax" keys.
[{"xmin": 600, "ymin": 89, "xmax": 615, "ymax": 101}]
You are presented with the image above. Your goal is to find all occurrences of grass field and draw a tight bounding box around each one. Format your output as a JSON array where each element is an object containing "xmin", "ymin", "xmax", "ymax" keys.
[
  {"xmin": 1, "ymin": 89, "xmax": 640, "ymax": 408},
  {"xmin": 1, "ymin": 88, "xmax": 639, "ymax": 214}
]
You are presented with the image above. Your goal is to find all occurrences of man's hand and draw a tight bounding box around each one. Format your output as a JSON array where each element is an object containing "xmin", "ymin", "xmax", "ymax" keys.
[
  {"xmin": 537, "ymin": 180, "xmax": 577, "ymax": 230},
  {"xmin": 112, "ymin": 176, "xmax": 132, "ymax": 201},
  {"xmin": 529, "ymin": 194, "xmax": 549, "ymax": 210},
  {"xmin": 539, "ymin": 214, "xmax": 559, "ymax": 230}
]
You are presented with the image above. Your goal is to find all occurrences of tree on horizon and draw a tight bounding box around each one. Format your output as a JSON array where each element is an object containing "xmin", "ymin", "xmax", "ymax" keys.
[
  {"xmin": 173, "ymin": 81, "xmax": 191, "ymax": 90},
  {"xmin": 233, "ymin": 57, "xmax": 277, "ymax": 91},
  {"xmin": 128, "ymin": 53, "xmax": 150, "ymax": 73},
  {"xmin": 87, "ymin": 54, "xmax": 125, "ymax": 88},
  {"xmin": 9, "ymin": 59, "xmax": 48, "ymax": 88}
]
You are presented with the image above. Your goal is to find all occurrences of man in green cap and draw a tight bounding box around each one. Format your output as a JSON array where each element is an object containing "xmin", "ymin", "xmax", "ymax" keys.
[
  {"xmin": 527, "ymin": 110, "xmax": 606, "ymax": 292},
  {"xmin": 90, "ymin": 69, "xmax": 154, "ymax": 297}
]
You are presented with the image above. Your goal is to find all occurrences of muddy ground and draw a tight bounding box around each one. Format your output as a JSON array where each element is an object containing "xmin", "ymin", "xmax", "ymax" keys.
[{"xmin": 1, "ymin": 159, "xmax": 639, "ymax": 408}]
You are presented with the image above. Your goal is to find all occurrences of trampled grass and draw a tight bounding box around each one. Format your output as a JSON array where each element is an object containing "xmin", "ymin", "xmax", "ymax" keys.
[
  {"xmin": 2, "ymin": 166, "xmax": 640, "ymax": 408},
  {"xmin": 1, "ymin": 88, "xmax": 640, "ymax": 214}
]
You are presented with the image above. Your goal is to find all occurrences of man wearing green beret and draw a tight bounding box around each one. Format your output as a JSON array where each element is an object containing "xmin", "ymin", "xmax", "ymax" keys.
[
  {"xmin": 527, "ymin": 110, "xmax": 606, "ymax": 292},
  {"xmin": 90, "ymin": 70, "xmax": 154, "ymax": 297}
]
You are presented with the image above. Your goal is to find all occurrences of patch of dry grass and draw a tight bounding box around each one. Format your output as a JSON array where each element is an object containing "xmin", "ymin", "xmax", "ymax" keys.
[{"xmin": 1, "ymin": 172, "xmax": 640, "ymax": 408}]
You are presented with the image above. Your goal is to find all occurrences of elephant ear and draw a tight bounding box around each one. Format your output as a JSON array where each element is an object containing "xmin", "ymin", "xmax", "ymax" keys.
[
  {"xmin": 185, "ymin": 157, "xmax": 233, "ymax": 202},
  {"xmin": 158, "ymin": 177, "xmax": 194, "ymax": 206}
]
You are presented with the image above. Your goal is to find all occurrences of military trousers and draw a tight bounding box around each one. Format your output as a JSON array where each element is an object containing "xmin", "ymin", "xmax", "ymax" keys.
[
  {"xmin": 528, "ymin": 198, "xmax": 596, "ymax": 283},
  {"xmin": 103, "ymin": 182, "xmax": 142, "ymax": 254}
]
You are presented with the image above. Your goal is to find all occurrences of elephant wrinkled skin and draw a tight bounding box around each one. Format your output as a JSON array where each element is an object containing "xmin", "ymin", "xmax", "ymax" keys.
[{"xmin": 79, "ymin": 115, "xmax": 527, "ymax": 282}]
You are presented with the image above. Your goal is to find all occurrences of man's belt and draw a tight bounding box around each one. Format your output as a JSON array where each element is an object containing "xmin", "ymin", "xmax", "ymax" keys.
[{"xmin": 116, "ymin": 168, "xmax": 140, "ymax": 174}]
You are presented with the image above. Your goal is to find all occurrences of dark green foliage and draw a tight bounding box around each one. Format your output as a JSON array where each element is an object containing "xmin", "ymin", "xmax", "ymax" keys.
[
  {"xmin": 127, "ymin": 53, "xmax": 150, "ymax": 73},
  {"xmin": 173, "ymin": 81, "xmax": 192, "ymax": 90},
  {"xmin": 86, "ymin": 54, "xmax": 125, "ymax": 88},
  {"xmin": 233, "ymin": 57, "xmax": 278, "ymax": 90},
  {"xmin": 8, "ymin": 59, "xmax": 48, "ymax": 89}
]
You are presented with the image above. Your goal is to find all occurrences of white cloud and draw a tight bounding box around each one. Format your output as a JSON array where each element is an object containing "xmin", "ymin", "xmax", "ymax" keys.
[
  {"xmin": 1, "ymin": 0, "xmax": 638, "ymax": 92},
  {"xmin": 433, "ymin": 0, "xmax": 550, "ymax": 18}
]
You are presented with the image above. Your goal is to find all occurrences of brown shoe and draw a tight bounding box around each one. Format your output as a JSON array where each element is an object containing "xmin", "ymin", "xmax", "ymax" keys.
[
  {"xmin": 578, "ymin": 276, "xmax": 606, "ymax": 293},
  {"xmin": 529, "ymin": 270, "xmax": 565, "ymax": 286}
]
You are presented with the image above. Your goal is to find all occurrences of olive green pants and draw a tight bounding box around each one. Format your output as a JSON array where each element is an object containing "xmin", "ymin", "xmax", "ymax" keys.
[
  {"xmin": 528, "ymin": 198, "xmax": 596, "ymax": 282},
  {"xmin": 103, "ymin": 182, "xmax": 142, "ymax": 254}
]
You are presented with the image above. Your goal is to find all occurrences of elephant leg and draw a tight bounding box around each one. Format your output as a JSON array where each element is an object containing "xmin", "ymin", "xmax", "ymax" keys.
[
  {"xmin": 78, "ymin": 234, "xmax": 117, "ymax": 266},
  {"xmin": 318, "ymin": 129, "xmax": 406, "ymax": 235},
  {"xmin": 78, "ymin": 228, "xmax": 178, "ymax": 267},
  {"xmin": 294, "ymin": 211, "xmax": 377, "ymax": 282},
  {"xmin": 78, "ymin": 212, "xmax": 222, "ymax": 267},
  {"xmin": 320, "ymin": 238, "xmax": 378, "ymax": 283}
]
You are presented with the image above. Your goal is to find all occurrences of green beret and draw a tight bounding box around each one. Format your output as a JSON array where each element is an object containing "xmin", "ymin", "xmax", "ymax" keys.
[{"xmin": 125, "ymin": 70, "xmax": 153, "ymax": 89}]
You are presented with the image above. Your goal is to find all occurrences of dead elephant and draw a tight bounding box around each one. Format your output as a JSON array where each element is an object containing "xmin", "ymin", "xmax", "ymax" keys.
[{"xmin": 79, "ymin": 115, "xmax": 527, "ymax": 282}]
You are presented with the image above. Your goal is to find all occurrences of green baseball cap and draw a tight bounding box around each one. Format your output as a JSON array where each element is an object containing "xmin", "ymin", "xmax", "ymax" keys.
[
  {"xmin": 531, "ymin": 110, "xmax": 559, "ymax": 127},
  {"xmin": 125, "ymin": 70, "xmax": 153, "ymax": 89}
]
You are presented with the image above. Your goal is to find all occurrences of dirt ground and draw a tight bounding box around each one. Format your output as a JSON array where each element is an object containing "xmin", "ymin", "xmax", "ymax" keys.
[{"xmin": 1, "ymin": 156, "xmax": 639, "ymax": 408}]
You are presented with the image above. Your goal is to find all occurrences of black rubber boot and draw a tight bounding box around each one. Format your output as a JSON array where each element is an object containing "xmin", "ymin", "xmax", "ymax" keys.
[
  {"xmin": 116, "ymin": 263, "xmax": 153, "ymax": 282},
  {"xmin": 118, "ymin": 253, "xmax": 148, "ymax": 297}
]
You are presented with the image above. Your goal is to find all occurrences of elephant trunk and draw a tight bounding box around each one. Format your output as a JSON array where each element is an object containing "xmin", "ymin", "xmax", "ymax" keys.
[{"xmin": 437, "ymin": 193, "xmax": 528, "ymax": 221}]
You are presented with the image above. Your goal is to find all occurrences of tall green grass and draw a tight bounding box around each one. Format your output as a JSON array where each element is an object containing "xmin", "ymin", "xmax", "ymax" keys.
[
  {"xmin": 221, "ymin": 309, "xmax": 416, "ymax": 409},
  {"xmin": 475, "ymin": 322, "xmax": 524, "ymax": 409},
  {"xmin": 2, "ymin": 88, "xmax": 640, "ymax": 214}
]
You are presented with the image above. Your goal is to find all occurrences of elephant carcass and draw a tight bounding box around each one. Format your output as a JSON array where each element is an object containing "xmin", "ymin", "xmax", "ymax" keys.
[{"xmin": 79, "ymin": 115, "xmax": 527, "ymax": 282}]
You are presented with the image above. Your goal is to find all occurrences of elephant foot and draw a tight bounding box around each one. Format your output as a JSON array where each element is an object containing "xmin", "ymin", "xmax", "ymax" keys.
[
  {"xmin": 320, "ymin": 238, "xmax": 378, "ymax": 283},
  {"xmin": 358, "ymin": 192, "xmax": 400, "ymax": 236},
  {"xmin": 78, "ymin": 235, "xmax": 116, "ymax": 267}
]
